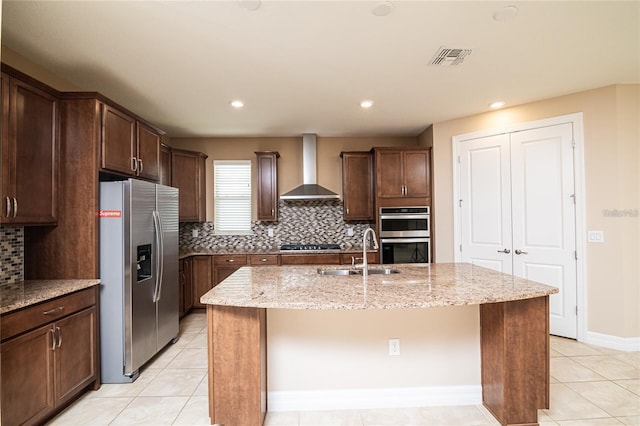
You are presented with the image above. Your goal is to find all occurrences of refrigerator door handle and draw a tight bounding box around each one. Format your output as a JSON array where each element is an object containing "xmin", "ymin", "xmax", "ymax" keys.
[{"xmin": 152, "ymin": 210, "xmax": 164, "ymax": 302}]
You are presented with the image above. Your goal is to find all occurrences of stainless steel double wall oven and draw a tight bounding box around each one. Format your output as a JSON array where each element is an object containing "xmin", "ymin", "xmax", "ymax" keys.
[{"xmin": 379, "ymin": 206, "xmax": 430, "ymax": 264}]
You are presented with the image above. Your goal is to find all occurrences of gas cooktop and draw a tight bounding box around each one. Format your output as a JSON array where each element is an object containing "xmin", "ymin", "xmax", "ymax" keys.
[{"xmin": 280, "ymin": 244, "xmax": 341, "ymax": 251}]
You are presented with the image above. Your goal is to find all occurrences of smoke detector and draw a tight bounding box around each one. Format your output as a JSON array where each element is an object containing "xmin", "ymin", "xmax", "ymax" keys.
[{"xmin": 429, "ymin": 47, "xmax": 473, "ymax": 66}]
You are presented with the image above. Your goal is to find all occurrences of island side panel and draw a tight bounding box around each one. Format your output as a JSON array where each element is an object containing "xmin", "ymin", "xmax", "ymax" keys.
[
  {"xmin": 480, "ymin": 296, "xmax": 550, "ymax": 426},
  {"xmin": 207, "ymin": 305, "xmax": 267, "ymax": 426}
]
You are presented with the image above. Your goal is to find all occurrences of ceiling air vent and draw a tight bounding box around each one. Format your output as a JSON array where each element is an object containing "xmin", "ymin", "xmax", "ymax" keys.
[{"xmin": 429, "ymin": 47, "xmax": 473, "ymax": 66}]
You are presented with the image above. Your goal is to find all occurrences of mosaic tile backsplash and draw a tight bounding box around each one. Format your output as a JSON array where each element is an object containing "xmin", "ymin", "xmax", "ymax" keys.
[
  {"xmin": 180, "ymin": 200, "xmax": 374, "ymax": 251},
  {"xmin": 1, "ymin": 226, "xmax": 24, "ymax": 284}
]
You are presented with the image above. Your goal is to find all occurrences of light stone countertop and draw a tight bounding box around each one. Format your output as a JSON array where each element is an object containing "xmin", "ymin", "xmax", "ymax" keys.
[
  {"xmin": 200, "ymin": 263, "xmax": 558, "ymax": 310},
  {"xmin": 0, "ymin": 280, "xmax": 101, "ymax": 315}
]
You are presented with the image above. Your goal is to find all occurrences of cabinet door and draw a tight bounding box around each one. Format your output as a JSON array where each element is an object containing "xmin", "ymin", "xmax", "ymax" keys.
[
  {"xmin": 54, "ymin": 307, "xmax": 98, "ymax": 405},
  {"xmin": 376, "ymin": 150, "xmax": 404, "ymax": 198},
  {"xmin": 404, "ymin": 150, "xmax": 431, "ymax": 198},
  {"xmin": 1, "ymin": 324, "xmax": 55, "ymax": 426},
  {"xmin": 342, "ymin": 152, "xmax": 373, "ymax": 220},
  {"xmin": 172, "ymin": 149, "xmax": 207, "ymax": 222},
  {"xmin": 192, "ymin": 256, "xmax": 213, "ymax": 309},
  {"xmin": 255, "ymin": 152, "xmax": 279, "ymax": 221},
  {"xmin": 136, "ymin": 122, "xmax": 161, "ymax": 181},
  {"xmin": 3, "ymin": 76, "xmax": 58, "ymax": 225},
  {"xmin": 180, "ymin": 258, "xmax": 194, "ymax": 316},
  {"xmin": 101, "ymin": 104, "xmax": 136, "ymax": 176},
  {"xmin": 160, "ymin": 143, "xmax": 172, "ymax": 187},
  {"xmin": 1, "ymin": 72, "xmax": 12, "ymax": 219}
]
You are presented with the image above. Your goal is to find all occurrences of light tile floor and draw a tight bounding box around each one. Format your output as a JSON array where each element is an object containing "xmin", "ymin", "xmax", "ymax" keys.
[{"xmin": 48, "ymin": 312, "xmax": 640, "ymax": 425}]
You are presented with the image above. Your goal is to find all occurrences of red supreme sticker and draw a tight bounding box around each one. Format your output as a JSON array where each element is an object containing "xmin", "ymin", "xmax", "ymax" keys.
[{"xmin": 99, "ymin": 210, "xmax": 122, "ymax": 218}]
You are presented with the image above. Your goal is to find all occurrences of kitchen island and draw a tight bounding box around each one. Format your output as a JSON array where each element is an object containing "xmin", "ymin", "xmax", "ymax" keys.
[{"xmin": 201, "ymin": 263, "xmax": 558, "ymax": 426}]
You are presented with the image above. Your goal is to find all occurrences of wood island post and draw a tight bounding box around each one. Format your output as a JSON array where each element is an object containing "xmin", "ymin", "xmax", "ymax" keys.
[{"xmin": 207, "ymin": 305, "xmax": 267, "ymax": 426}]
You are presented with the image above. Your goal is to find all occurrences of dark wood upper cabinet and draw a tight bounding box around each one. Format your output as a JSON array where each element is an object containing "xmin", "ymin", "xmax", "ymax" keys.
[
  {"xmin": 101, "ymin": 104, "xmax": 136, "ymax": 176},
  {"xmin": 341, "ymin": 151, "xmax": 373, "ymax": 220},
  {"xmin": 1, "ymin": 69, "xmax": 58, "ymax": 225},
  {"xmin": 171, "ymin": 148, "xmax": 208, "ymax": 222},
  {"xmin": 255, "ymin": 151, "xmax": 279, "ymax": 222},
  {"xmin": 101, "ymin": 104, "xmax": 162, "ymax": 181},
  {"xmin": 136, "ymin": 122, "xmax": 161, "ymax": 181},
  {"xmin": 160, "ymin": 143, "xmax": 172, "ymax": 187},
  {"xmin": 374, "ymin": 147, "xmax": 431, "ymax": 200}
]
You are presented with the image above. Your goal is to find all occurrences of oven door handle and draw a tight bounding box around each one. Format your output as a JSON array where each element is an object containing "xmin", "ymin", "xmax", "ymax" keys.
[
  {"xmin": 379, "ymin": 214, "xmax": 429, "ymax": 220},
  {"xmin": 381, "ymin": 238, "xmax": 431, "ymax": 244}
]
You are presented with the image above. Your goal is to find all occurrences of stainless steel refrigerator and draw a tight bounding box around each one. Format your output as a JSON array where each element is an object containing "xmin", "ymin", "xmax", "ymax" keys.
[{"xmin": 99, "ymin": 179, "xmax": 179, "ymax": 383}]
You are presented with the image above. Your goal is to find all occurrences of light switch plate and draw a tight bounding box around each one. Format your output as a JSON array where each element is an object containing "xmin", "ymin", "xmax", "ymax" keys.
[
  {"xmin": 588, "ymin": 230, "xmax": 604, "ymax": 243},
  {"xmin": 267, "ymin": 228, "xmax": 274, "ymax": 237},
  {"xmin": 192, "ymin": 229, "xmax": 199, "ymax": 238}
]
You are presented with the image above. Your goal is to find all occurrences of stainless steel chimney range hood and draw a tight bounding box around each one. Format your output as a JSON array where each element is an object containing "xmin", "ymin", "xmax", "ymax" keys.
[{"xmin": 280, "ymin": 133, "xmax": 340, "ymax": 201}]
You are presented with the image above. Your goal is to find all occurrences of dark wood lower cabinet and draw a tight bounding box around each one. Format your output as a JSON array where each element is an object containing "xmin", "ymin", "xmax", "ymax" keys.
[
  {"xmin": 192, "ymin": 256, "xmax": 214, "ymax": 309},
  {"xmin": 0, "ymin": 287, "xmax": 100, "ymax": 426}
]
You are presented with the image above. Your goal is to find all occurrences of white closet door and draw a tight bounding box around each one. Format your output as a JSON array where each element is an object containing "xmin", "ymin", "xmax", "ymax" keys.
[
  {"xmin": 459, "ymin": 134, "xmax": 513, "ymax": 273},
  {"xmin": 511, "ymin": 123, "xmax": 577, "ymax": 338},
  {"xmin": 459, "ymin": 123, "xmax": 578, "ymax": 338}
]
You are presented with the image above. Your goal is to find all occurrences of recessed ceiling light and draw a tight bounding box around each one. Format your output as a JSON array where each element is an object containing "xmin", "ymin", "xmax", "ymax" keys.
[
  {"xmin": 372, "ymin": 1, "xmax": 394, "ymax": 17},
  {"xmin": 489, "ymin": 101, "xmax": 505, "ymax": 109},
  {"xmin": 230, "ymin": 100, "xmax": 244, "ymax": 108},
  {"xmin": 493, "ymin": 5, "xmax": 517, "ymax": 21},
  {"xmin": 360, "ymin": 100, "xmax": 374, "ymax": 109}
]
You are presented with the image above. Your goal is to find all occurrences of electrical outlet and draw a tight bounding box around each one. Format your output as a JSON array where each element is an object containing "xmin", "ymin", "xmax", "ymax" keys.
[
  {"xmin": 347, "ymin": 228, "xmax": 354, "ymax": 237},
  {"xmin": 388, "ymin": 338, "xmax": 400, "ymax": 356},
  {"xmin": 267, "ymin": 228, "xmax": 274, "ymax": 237},
  {"xmin": 587, "ymin": 230, "xmax": 604, "ymax": 243},
  {"xmin": 191, "ymin": 229, "xmax": 199, "ymax": 238}
]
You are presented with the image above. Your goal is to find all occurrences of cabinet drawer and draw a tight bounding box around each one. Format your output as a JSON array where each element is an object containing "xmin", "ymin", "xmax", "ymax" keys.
[
  {"xmin": 1, "ymin": 287, "xmax": 97, "ymax": 341},
  {"xmin": 214, "ymin": 255, "xmax": 248, "ymax": 266},
  {"xmin": 248, "ymin": 255, "xmax": 280, "ymax": 266}
]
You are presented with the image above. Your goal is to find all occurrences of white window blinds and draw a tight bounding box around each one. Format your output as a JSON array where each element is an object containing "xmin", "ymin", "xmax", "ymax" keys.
[{"xmin": 213, "ymin": 160, "xmax": 252, "ymax": 234}]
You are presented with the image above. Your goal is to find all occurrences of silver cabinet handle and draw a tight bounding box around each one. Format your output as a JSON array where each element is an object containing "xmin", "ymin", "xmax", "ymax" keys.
[
  {"xmin": 131, "ymin": 157, "xmax": 138, "ymax": 172},
  {"xmin": 5, "ymin": 197, "xmax": 10, "ymax": 218},
  {"xmin": 515, "ymin": 249, "xmax": 528, "ymax": 255},
  {"xmin": 226, "ymin": 259, "xmax": 235, "ymax": 263},
  {"xmin": 346, "ymin": 207, "xmax": 349, "ymax": 214},
  {"xmin": 49, "ymin": 329, "xmax": 56, "ymax": 351},
  {"xmin": 260, "ymin": 258, "xmax": 268, "ymax": 262},
  {"xmin": 138, "ymin": 158, "xmax": 144, "ymax": 174},
  {"xmin": 12, "ymin": 197, "xmax": 17, "ymax": 218},
  {"xmin": 497, "ymin": 249, "xmax": 511, "ymax": 254},
  {"xmin": 56, "ymin": 326, "xmax": 62, "ymax": 348}
]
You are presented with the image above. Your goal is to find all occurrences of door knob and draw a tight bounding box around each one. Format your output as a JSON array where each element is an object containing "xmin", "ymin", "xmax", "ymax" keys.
[
  {"xmin": 497, "ymin": 249, "xmax": 511, "ymax": 254},
  {"xmin": 515, "ymin": 249, "xmax": 528, "ymax": 255}
]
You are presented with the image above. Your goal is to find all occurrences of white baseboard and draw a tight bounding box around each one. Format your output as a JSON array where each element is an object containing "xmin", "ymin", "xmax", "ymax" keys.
[
  {"xmin": 583, "ymin": 331, "xmax": 640, "ymax": 352},
  {"xmin": 267, "ymin": 385, "xmax": 482, "ymax": 412}
]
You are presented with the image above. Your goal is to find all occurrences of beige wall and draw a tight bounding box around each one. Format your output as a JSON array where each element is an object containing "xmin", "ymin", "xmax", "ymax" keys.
[
  {"xmin": 1, "ymin": 46, "xmax": 82, "ymax": 91},
  {"xmin": 268, "ymin": 307, "xmax": 480, "ymax": 391},
  {"xmin": 431, "ymin": 84, "xmax": 640, "ymax": 339},
  {"xmin": 169, "ymin": 136, "xmax": 417, "ymax": 222}
]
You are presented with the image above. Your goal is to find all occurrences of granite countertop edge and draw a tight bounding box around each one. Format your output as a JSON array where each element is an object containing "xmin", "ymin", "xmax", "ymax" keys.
[
  {"xmin": 200, "ymin": 263, "xmax": 559, "ymax": 310},
  {"xmin": 179, "ymin": 247, "xmax": 376, "ymax": 259},
  {"xmin": 1, "ymin": 279, "xmax": 101, "ymax": 315}
]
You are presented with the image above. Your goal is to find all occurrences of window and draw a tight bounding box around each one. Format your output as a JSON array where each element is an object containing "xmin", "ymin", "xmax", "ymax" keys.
[{"xmin": 213, "ymin": 160, "xmax": 252, "ymax": 234}]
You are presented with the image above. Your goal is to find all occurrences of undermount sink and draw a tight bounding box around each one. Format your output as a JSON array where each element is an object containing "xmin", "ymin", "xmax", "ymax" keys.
[
  {"xmin": 317, "ymin": 268, "xmax": 360, "ymax": 276},
  {"xmin": 317, "ymin": 268, "xmax": 400, "ymax": 276},
  {"xmin": 366, "ymin": 268, "xmax": 400, "ymax": 275}
]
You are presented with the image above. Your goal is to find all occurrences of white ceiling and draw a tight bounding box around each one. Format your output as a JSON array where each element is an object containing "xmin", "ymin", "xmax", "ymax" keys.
[{"xmin": 2, "ymin": 1, "xmax": 638, "ymax": 138}]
